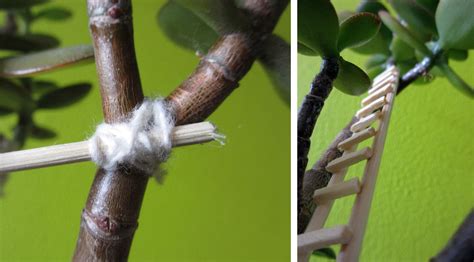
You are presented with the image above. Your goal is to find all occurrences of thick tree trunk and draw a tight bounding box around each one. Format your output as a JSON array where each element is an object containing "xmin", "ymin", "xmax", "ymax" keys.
[
  {"xmin": 297, "ymin": 58, "xmax": 339, "ymax": 226},
  {"xmin": 73, "ymin": 0, "xmax": 288, "ymax": 260}
]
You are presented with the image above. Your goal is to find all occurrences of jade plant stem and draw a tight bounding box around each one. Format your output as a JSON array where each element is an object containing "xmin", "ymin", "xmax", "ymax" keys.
[
  {"xmin": 297, "ymin": 57, "xmax": 339, "ymax": 221},
  {"xmin": 298, "ymin": 55, "xmax": 440, "ymax": 233},
  {"xmin": 73, "ymin": 0, "xmax": 288, "ymax": 260}
]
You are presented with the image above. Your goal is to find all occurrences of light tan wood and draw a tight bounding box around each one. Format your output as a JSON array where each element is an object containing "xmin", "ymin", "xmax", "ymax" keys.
[
  {"xmin": 338, "ymin": 128, "xmax": 376, "ymax": 151},
  {"xmin": 326, "ymin": 147, "xmax": 372, "ymax": 173},
  {"xmin": 362, "ymin": 84, "xmax": 393, "ymax": 106},
  {"xmin": 372, "ymin": 67, "xmax": 396, "ymax": 83},
  {"xmin": 313, "ymin": 178, "xmax": 361, "ymax": 204},
  {"xmin": 368, "ymin": 75, "xmax": 397, "ymax": 95},
  {"xmin": 0, "ymin": 122, "xmax": 219, "ymax": 173},
  {"xmin": 338, "ymin": 69, "xmax": 400, "ymax": 262},
  {"xmin": 298, "ymin": 225, "xmax": 353, "ymax": 253},
  {"xmin": 304, "ymin": 145, "xmax": 357, "ymax": 233},
  {"xmin": 350, "ymin": 112, "xmax": 381, "ymax": 133},
  {"xmin": 356, "ymin": 96, "xmax": 387, "ymax": 118}
]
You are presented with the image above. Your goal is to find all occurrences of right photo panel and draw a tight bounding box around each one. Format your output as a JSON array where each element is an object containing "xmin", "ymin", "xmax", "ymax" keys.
[{"xmin": 297, "ymin": 0, "xmax": 474, "ymax": 261}]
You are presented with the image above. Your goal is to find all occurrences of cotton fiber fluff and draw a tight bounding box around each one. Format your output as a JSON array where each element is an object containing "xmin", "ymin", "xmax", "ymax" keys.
[{"xmin": 89, "ymin": 99, "xmax": 175, "ymax": 175}]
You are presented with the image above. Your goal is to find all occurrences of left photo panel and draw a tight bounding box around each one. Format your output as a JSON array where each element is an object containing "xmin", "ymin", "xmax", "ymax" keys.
[{"xmin": 0, "ymin": 0, "xmax": 291, "ymax": 261}]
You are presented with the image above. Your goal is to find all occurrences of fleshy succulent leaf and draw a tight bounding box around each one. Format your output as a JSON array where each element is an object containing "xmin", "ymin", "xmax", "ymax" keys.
[
  {"xmin": 0, "ymin": 45, "xmax": 94, "ymax": 78},
  {"xmin": 173, "ymin": 0, "xmax": 248, "ymax": 34},
  {"xmin": 379, "ymin": 11, "xmax": 431, "ymax": 56},
  {"xmin": 37, "ymin": 83, "xmax": 92, "ymax": 109},
  {"xmin": 389, "ymin": 0, "xmax": 438, "ymax": 36},
  {"xmin": 334, "ymin": 57, "xmax": 371, "ymax": 95},
  {"xmin": 0, "ymin": 33, "xmax": 59, "ymax": 52},
  {"xmin": 436, "ymin": 0, "xmax": 474, "ymax": 50},
  {"xmin": 298, "ymin": 43, "xmax": 319, "ymax": 56},
  {"xmin": 338, "ymin": 12, "xmax": 381, "ymax": 51},
  {"xmin": 157, "ymin": 1, "xmax": 218, "ymax": 54},
  {"xmin": 35, "ymin": 7, "xmax": 72, "ymax": 21},
  {"xmin": 390, "ymin": 36, "xmax": 415, "ymax": 61},
  {"xmin": 298, "ymin": 0, "xmax": 339, "ymax": 57}
]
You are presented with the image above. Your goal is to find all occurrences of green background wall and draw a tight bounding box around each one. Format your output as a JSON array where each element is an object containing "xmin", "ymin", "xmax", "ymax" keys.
[
  {"xmin": 300, "ymin": 0, "xmax": 473, "ymax": 261},
  {"xmin": 0, "ymin": 1, "xmax": 290, "ymax": 261}
]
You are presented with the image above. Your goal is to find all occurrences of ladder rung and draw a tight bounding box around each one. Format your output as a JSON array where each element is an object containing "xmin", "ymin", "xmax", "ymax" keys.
[
  {"xmin": 373, "ymin": 67, "xmax": 397, "ymax": 84},
  {"xmin": 298, "ymin": 225, "xmax": 353, "ymax": 252},
  {"xmin": 356, "ymin": 96, "xmax": 387, "ymax": 118},
  {"xmin": 313, "ymin": 178, "xmax": 361, "ymax": 204},
  {"xmin": 368, "ymin": 75, "xmax": 397, "ymax": 95},
  {"xmin": 351, "ymin": 112, "xmax": 381, "ymax": 133},
  {"xmin": 326, "ymin": 147, "xmax": 372, "ymax": 173},
  {"xmin": 362, "ymin": 84, "xmax": 393, "ymax": 106},
  {"xmin": 338, "ymin": 127, "xmax": 376, "ymax": 151}
]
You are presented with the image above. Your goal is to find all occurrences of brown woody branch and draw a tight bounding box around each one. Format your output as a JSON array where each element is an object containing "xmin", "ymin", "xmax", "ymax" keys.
[{"xmin": 73, "ymin": 0, "xmax": 288, "ymax": 260}]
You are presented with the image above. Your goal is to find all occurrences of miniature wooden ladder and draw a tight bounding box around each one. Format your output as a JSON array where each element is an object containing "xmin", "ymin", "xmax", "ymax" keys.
[{"xmin": 298, "ymin": 66, "xmax": 400, "ymax": 262}]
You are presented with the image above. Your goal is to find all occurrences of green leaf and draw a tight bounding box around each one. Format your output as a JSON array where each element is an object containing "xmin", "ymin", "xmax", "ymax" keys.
[
  {"xmin": 0, "ymin": 0, "xmax": 48, "ymax": 9},
  {"xmin": 157, "ymin": 1, "xmax": 218, "ymax": 54},
  {"xmin": 437, "ymin": 62, "xmax": 474, "ymax": 98},
  {"xmin": 389, "ymin": 0, "xmax": 438, "ymax": 36},
  {"xmin": 334, "ymin": 57, "xmax": 371, "ymax": 95},
  {"xmin": 173, "ymin": 0, "xmax": 248, "ymax": 34},
  {"xmin": 298, "ymin": 43, "xmax": 318, "ymax": 56},
  {"xmin": 0, "ymin": 78, "xmax": 33, "ymax": 111},
  {"xmin": 390, "ymin": 36, "xmax": 415, "ymax": 61},
  {"xmin": 448, "ymin": 49, "xmax": 469, "ymax": 61},
  {"xmin": 37, "ymin": 83, "xmax": 92, "ymax": 109},
  {"xmin": 436, "ymin": 0, "xmax": 474, "ymax": 49},
  {"xmin": 298, "ymin": 0, "xmax": 339, "ymax": 57},
  {"xmin": 35, "ymin": 7, "xmax": 72, "ymax": 21},
  {"xmin": 0, "ymin": 33, "xmax": 59, "ymax": 52},
  {"xmin": 259, "ymin": 35, "xmax": 290, "ymax": 105},
  {"xmin": 0, "ymin": 45, "xmax": 94, "ymax": 78},
  {"xmin": 30, "ymin": 124, "xmax": 56, "ymax": 139},
  {"xmin": 379, "ymin": 11, "xmax": 431, "ymax": 56},
  {"xmin": 365, "ymin": 54, "xmax": 387, "ymax": 69},
  {"xmin": 312, "ymin": 248, "xmax": 336, "ymax": 259},
  {"xmin": 338, "ymin": 12, "xmax": 381, "ymax": 51},
  {"xmin": 338, "ymin": 11, "xmax": 354, "ymax": 22}
]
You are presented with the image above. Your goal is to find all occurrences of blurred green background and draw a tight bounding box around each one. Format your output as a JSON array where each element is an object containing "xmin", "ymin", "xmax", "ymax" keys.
[
  {"xmin": 299, "ymin": 1, "xmax": 473, "ymax": 261},
  {"xmin": 0, "ymin": 1, "xmax": 290, "ymax": 261}
]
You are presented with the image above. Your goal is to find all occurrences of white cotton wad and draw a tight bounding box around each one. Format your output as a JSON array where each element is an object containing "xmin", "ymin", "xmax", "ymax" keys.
[{"xmin": 88, "ymin": 99, "xmax": 175, "ymax": 175}]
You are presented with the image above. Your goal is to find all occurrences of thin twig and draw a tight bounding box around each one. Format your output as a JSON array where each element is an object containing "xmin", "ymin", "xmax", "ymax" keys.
[{"xmin": 0, "ymin": 122, "xmax": 220, "ymax": 173}]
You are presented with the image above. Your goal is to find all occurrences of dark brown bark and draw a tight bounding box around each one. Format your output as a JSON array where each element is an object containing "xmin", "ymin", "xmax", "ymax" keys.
[
  {"xmin": 73, "ymin": 0, "xmax": 145, "ymax": 260},
  {"xmin": 74, "ymin": 0, "xmax": 288, "ymax": 260},
  {"xmin": 298, "ymin": 55, "xmax": 441, "ymax": 233},
  {"xmin": 167, "ymin": 0, "xmax": 288, "ymax": 124},
  {"xmin": 297, "ymin": 58, "xmax": 339, "ymax": 225},
  {"xmin": 431, "ymin": 210, "xmax": 474, "ymax": 262}
]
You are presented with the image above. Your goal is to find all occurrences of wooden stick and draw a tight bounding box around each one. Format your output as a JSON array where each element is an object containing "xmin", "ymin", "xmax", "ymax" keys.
[
  {"xmin": 298, "ymin": 225, "xmax": 353, "ymax": 253},
  {"xmin": 368, "ymin": 74, "xmax": 398, "ymax": 95},
  {"xmin": 326, "ymin": 147, "xmax": 372, "ymax": 173},
  {"xmin": 373, "ymin": 65, "xmax": 397, "ymax": 84},
  {"xmin": 0, "ymin": 122, "xmax": 219, "ymax": 173},
  {"xmin": 356, "ymin": 96, "xmax": 387, "ymax": 118},
  {"xmin": 362, "ymin": 84, "xmax": 393, "ymax": 106},
  {"xmin": 313, "ymin": 178, "xmax": 361, "ymax": 204},
  {"xmin": 304, "ymin": 145, "xmax": 356, "ymax": 233},
  {"xmin": 350, "ymin": 112, "xmax": 381, "ymax": 133},
  {"xmin": 338, "ymin": 128, "xmax": 376, "ymax": 151},
  {"xmin": 338, "ymin": 68, "xmax": 399, "ymax": 262}
]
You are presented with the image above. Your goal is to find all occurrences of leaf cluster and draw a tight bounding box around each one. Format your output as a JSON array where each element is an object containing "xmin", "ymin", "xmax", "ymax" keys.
[
  {"xmin": 298, "ymin": 0, "xmax": 382, "ymax": 96},
  {"xmin": 157, "ymin": 0, "xmax": 290, "ymax": 105},
  {"xmin": 0, "ymin": 0, "xmax": 94, "ymax": 146}
]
